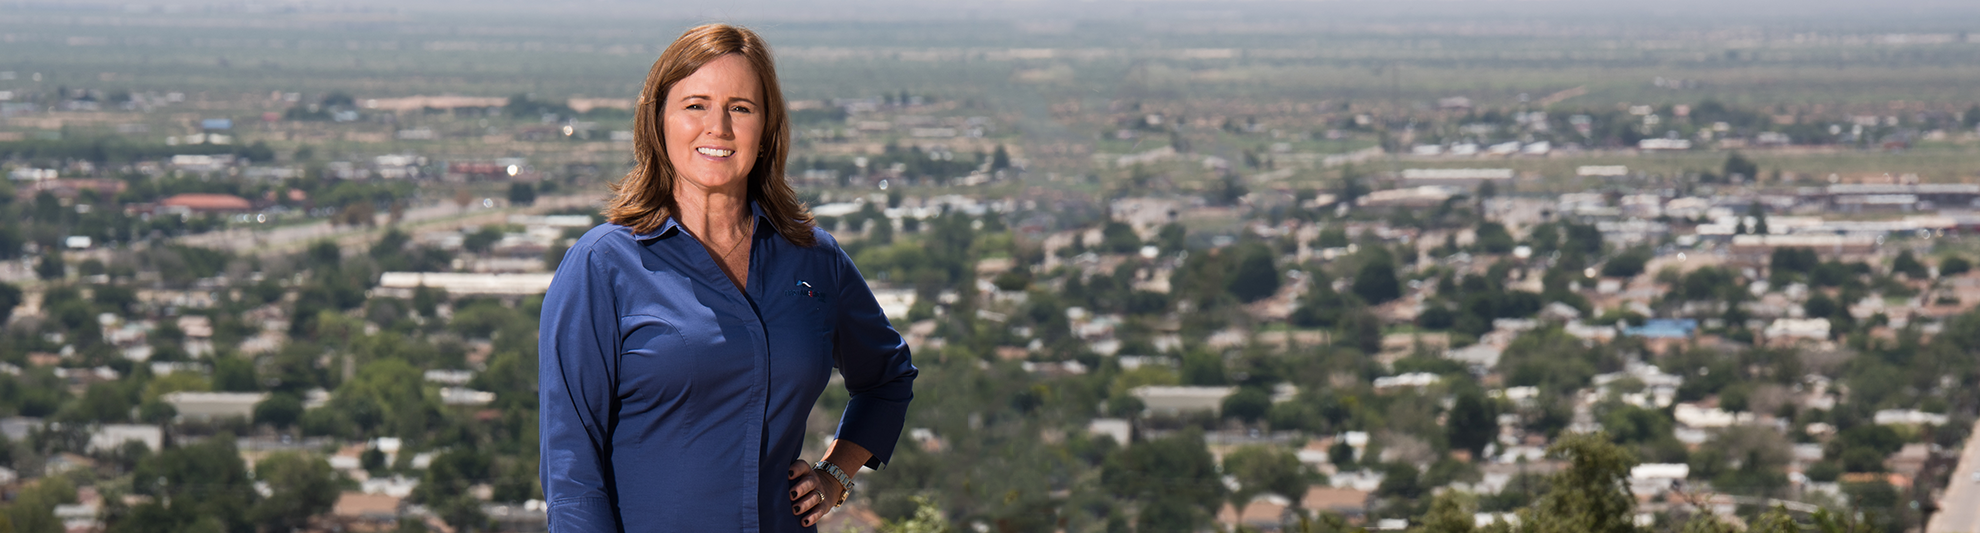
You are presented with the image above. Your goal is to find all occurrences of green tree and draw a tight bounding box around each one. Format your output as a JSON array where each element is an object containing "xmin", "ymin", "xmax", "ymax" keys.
[
  {"xmin": 1315, "ymin": 228, "xmax": 1350, "ymax": 249},
  {"xmin": 1475, "ymin": 223, "xmax": 1515, "ymax": 254},
  {"xmin": 1524, "ymin": 432, "xmax": 1637, "ymax": 533},
  {"xmin": 1223, "ymin": 445, "xmax": 1307, "ymax": 507},
  {"xmin": 66, "ymin": 382, "xmax": 134, "ymax": 423},
  {"xmin": 463, "ymin": 226, "xmax": 503, "ymax": 253},
  {"xmin": 1599, "ymin": 404, "xmax": 1673, "ymax": 447},
  {"xmin": 1562, "ymin": 223, "xmax": 1603, "ymax": 255},
  {"xmin": 7, "ymin": 476, "xmax": 74, "ymax": 533},
  {"xmin": 251, "ymin": 452, "xmax": 340, "ymax": 531},
  {"xmin": 1839, "ymin": 481, "xmax": 1903, "ymax": 532},
  {"xmin": 1804, "ymin": 292, "xmax": 1837, "ymax": 319},
  {"xmin": 414, "ymin": 449, "xmax": 493, "ymax": 532},
  {"xmin": 991, "ymin": 269, "xmax": 1031, "ymax": 292},
  {"xmin": 1353, "ymin": 255, "xmax": 1401, "ymax": 305},
  {"xmin": 0, "ymin": 282, "xmax": 20, "ymax": 325},
  {"xmin": 213, "ymin": 356, "xmax": 259, "ymax": 392},
  {"xmin": 121, "ymin": 438, "xmax": 258, "ymax": 533},
  {"xmin": 878, "ymin": 496, "xmax": 951, "ymax": 533},
  {"xmin": 507, "ymin": 182, "xmax": 537, "ymax": 207},
  {"xmin": 1770, "ymin": 247, "xmax": 1819, "ymax": 275},
  {"xmin": 34, "ymin": 254, "xmax": 63, "ymax": 280},
  {"xmin": 1375, "ymin": 461, "xmax": 1423, "ymax": 501},
  {"xmin": 1291, "ymin": 272, "xmax": 1352, "ymax": 328},
  {"xmin": 1418, "ymin": 491, "xmax": 1476, "ymax": 533},
  {"xmin": 1601, "ymin": 248, "xmax": 1651, "ymax": 278},
  {"xmin": 1157, "ymin": 223, "xmax": 1187, "ymax": 254},
  {"xmin": 1943, "ymin": 255, "xmax": 1972, "ymax": 277},
  {"xmin": 1342, "ymin": 311, "xmax": 1384, "ymax": 355},
  {"xmin": 1227, "ymin": 244, "xmax": 1282, "ymax": 303},
  {"xmin": 1446, "ymin": 389, "xmax": 1498, "ymax": 458},
  {"xmin": 1222, "ymin": 387, "xmax": 1272, "ymax": 424},
  {"xmin": 1100, "ymin": 221, "xmax": 1141, "ymax": 254},
  {"xmin": 1723, "ymin": 151, "xmax": 1758, "ymax": 181},
  {"xmin": 330, "ymin": 358, "xmax": 440, "ymax": 438},
  {"xmin": 1891, "ymin": 251, "xmax": 1927, "ymax": 279},
  {"xmin": 254, "ymin": 393, "xmax": 305, "ymax": 429},
  {"xmin": 0, "ymin": 224, "xmax": 21, "ymax": 261},
  {"xmin": 1101, "ymin": 429, "xmax": 1226, "ymax": 533}
]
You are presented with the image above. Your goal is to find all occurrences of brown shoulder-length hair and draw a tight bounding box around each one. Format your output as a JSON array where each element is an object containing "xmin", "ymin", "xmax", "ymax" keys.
[{"xmin": 604, "ymin": 23, "xmax": 816, "ymax": 246}]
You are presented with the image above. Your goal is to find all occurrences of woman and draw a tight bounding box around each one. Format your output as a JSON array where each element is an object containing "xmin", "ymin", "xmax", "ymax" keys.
[{"xmin": 539, "ymin": 24, "xmax": 916, "ymax": 532}]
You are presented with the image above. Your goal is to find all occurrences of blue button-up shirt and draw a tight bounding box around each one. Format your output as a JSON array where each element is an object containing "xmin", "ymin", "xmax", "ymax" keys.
[{"xmin": 538, "ymin": 204, "xmax": 917, "ymax": 532}]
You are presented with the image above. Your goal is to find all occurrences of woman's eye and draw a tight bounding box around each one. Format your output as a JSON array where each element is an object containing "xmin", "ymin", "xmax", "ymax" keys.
[{"xmin": 685, "ymin": 104, "xmax": 704, "ymax": 110}]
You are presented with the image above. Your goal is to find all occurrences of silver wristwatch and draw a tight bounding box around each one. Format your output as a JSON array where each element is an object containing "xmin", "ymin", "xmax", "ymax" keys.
[{"xmin": 813, "ymin": 460, "xmax": 854, "ymax": 507}]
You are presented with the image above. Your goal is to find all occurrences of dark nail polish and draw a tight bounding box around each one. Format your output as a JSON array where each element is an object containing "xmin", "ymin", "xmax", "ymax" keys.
[
  {"xmin": 792, "ymin": 505, "xmax": 801, "ymax": 514},
  {"xmin": 790, "ymin": 490, "xmax": 798, "ymax": 498}
]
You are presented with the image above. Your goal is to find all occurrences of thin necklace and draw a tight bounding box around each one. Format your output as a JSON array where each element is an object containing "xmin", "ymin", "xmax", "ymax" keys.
[{"xmin": 719, "ymin": 217, "xmax": 755, "ymax": 260}]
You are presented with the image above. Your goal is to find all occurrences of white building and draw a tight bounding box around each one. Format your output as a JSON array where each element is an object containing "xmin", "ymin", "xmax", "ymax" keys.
[
  {"xmin": 423, "ymin": 370, "xmax": 475, "ymax": 385},
  {"xmin": 1577, "ymin": 166, "xmax": 1628, "ymax": 177},
  {"xmin": 1873, "ymin": 409, "xmax": 1950, "ymax": 426},
  {"xmin": 1359, "ymin": 186, "xmax": 1457, "ymax": 208},
  {"xmin": 1765, "ymin": 318, "xmax": 1831, "ymax": 340},
  {"xmin": 1372, "ymin": 372, "xmax": 1441, "ymax": 390},
  {"xmin": 870, "ymin": 289, "xmax": 916, "ymax": 320},
  {"xmin": 1673, "ymin": 403, "xmax": 1751, "ymax": 428},
  {"xmin": 88, "ymin": 424, "xmax": 163, "ymax": 453},
  {"xmin": 376, "ymin": 272, "xmax": 555, "ymax": 295},
  {"xmin": 1638, "ymin": 139, "xmax": 1693, "ymax": 150},
  {"xmin": 439, "ymin": 387, "xmax": 496, "ymax": 406},
  {"xmin": 1629, "ymin": 463, "xmax": 1690, "ymax": 496},
  {"xmin": 163, "ymin": 391, "xmax": 268, "ymax": 420},
  {"xmin": 1088, "ymin": 418, "xmax": 1132, "ymax": 446},
  {"xmin": 1444, "ymin": 344, "xmax": 1503, "ymax": 369},
  {"xmin": 362, "ymin": 475, "xmax": 421, "ymax": 497},
  {"xmin": 1130, "ymin": 386, "xmax": 1235, "ymax": 416}
]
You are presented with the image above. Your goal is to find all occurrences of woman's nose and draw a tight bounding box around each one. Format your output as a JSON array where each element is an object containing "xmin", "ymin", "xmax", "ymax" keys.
[{"xmin": 705, "ymin": 111, "xmax": 735, "ymax": 138}]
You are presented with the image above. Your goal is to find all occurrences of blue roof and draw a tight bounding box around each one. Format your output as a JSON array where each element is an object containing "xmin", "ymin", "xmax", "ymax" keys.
[{"xmin": 1624, "ymin": 319, "xmax": 1697, "ymax": 338}]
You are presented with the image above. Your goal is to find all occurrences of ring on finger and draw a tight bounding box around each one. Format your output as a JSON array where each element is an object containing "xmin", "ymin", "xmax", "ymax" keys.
[{"xmin": 816, "ymin": 490, "xmax": 826, "ymax": 504}]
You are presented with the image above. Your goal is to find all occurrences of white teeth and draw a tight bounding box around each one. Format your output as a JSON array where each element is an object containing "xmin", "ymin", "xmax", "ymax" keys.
[{"xmin": 696, "ymin": 147, "xmax": 734, "ymax": 157}]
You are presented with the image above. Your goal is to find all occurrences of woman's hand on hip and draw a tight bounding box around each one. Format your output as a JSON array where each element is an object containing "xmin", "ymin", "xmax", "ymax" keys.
[{"xmin": 787, "ymin": 459, "xmax": 843, "ymax": 527}]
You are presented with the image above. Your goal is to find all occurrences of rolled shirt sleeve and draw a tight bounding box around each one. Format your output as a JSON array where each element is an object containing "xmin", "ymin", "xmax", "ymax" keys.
[
  {"xmin": 538, "ymin": 243, "xmax": 623, "ymax": 532},
  {"xmin": 829, "ymin": 246, "xmax": 919, "ymax": 470}
]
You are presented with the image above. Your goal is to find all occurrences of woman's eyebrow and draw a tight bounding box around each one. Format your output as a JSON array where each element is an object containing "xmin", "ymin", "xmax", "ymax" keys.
[{"xmin": 677, "ymin": 95, "xmax": 757, "ymax": 106}]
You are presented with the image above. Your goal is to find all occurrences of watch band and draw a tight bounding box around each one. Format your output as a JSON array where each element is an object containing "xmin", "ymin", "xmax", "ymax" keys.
[{"xmin": 813, "ymin": 460, "xmax": 854, "ymax": 507}]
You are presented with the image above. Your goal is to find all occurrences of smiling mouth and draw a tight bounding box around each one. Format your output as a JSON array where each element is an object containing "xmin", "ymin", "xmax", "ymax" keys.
[{"xmin": 696, "ymin": 147, "xmax": 735, "ymax": 157}]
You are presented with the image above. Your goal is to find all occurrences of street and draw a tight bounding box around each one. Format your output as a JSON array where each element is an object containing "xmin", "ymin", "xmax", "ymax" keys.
[{"xmin": 1928, "ymin": 423, "xmax": 1980, "ymax": 533}]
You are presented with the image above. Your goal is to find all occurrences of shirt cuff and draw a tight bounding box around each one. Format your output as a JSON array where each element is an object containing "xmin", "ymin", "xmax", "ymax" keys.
[
  {"xmin": 547, "ymin": 496, "xmax": 616, "ymax": 533},
  {"xmin": 836, "ymin": 394, "xmax": 911, "ymax": 469}
]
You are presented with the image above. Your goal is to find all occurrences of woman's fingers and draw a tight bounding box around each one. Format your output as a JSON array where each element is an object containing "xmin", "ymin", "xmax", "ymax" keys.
[
  {"xmin": 790, "ymin": 462, "xmax": 822, "ymax": 517},
  {"xmin": 789, "ymin": 472, "xmax": 818, "ymax": 501},
  {"xmin": 801, "ymin": 490, "xmax": 830, "ymax": 527},
  {"xmin": 791, "ymin": 488, "xmax": 816, "ymax": 516},
  {"xmin": 800, "ymin": 474, "xmax": 845, "ymax": 526},
  {"xmin": 787, "ymin": 459, "xmax": 842, "ymax": 524},
  {"xmin": 787, "ymin": 460, "xmax": 809, "ymax": 480}
]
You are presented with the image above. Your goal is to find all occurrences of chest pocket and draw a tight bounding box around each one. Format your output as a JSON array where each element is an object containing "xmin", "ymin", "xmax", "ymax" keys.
[{"xmin": 768, "ymin": 281, "xmax": 837, "ymax": 373}]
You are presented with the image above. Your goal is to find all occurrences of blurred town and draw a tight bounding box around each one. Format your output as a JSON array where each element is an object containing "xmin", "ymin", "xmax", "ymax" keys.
[{"xmin": 9, "ymin": 3, "xmax": 1980, "ymax": 533}]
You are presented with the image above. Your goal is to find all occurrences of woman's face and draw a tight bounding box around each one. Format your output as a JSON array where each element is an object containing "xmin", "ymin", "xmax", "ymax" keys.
[{"xmin": 663, "ymin": 53, "xmax": 765, "ymax": 197}]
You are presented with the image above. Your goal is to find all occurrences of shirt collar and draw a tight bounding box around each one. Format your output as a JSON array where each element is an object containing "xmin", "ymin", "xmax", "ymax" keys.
[{"xmin": 631, "ymin": 200, "xmax": 772, "ymax": 241}]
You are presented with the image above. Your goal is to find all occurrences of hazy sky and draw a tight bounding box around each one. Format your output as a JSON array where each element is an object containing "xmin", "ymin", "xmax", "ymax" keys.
[{"xmin": 27, "ymin": 0, "xmax": 1980, "ymax": 27}]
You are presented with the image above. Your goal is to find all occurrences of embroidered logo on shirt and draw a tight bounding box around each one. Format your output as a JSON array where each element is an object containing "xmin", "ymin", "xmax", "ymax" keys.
[{"xmin": 788, "ymin": 280, "xmax": 825, "ymax": 299}]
